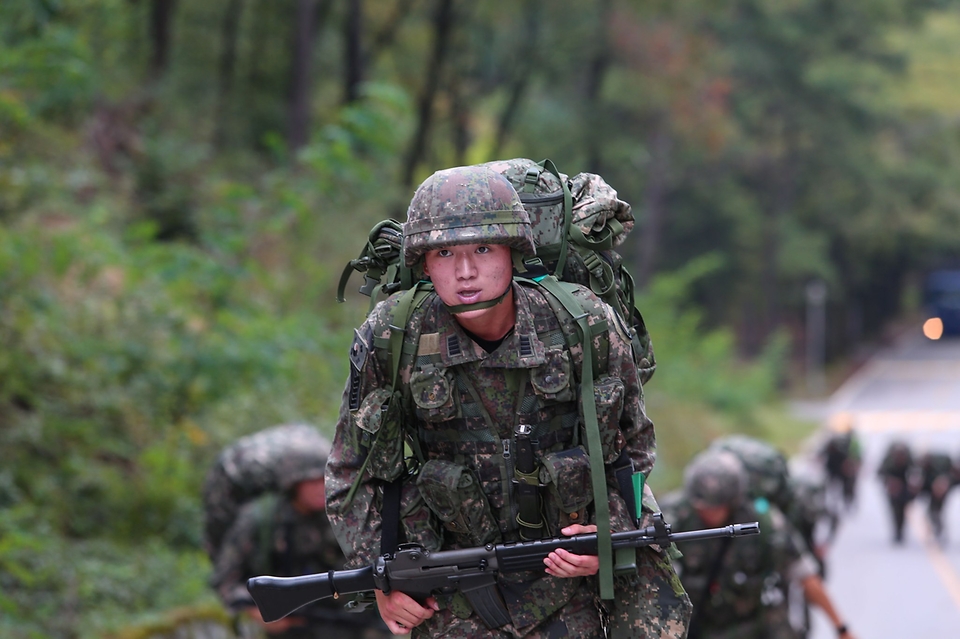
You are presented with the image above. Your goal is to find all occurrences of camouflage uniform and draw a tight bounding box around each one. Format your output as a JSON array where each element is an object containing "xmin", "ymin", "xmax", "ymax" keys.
[
  {"xmin": 210, "ymin": 441, "xmax": 389, "ymax": 639},
  {"xmin": 202, "ymin": 423, "xmax": 333, "ymax": 560},
  {"xmin": 708, "ymin": 436, "xmax": 822, "ymax": 639},
  {"xmin": 918, "ymin": 450, "xmax": 955, "ymax": 540},
  {"xmin": 877, "ymin": 440, "xmax": 916, "ymax": 544},
  {"xmin": 326, "ymin": 166, "xmax": 690, "ymax": 638},
  {"xmin": 662, "ymin": 450, "xmax": 813, "ymax": 639},
  {"xmin": 819, "ymin": 415, "xmax": 862, "ymax": 511}
]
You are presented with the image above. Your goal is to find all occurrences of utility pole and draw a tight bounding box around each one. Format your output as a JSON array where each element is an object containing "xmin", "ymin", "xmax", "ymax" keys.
[{"xmin": 806, "ymin": 279, "xmax": 828, "ymax": 395}]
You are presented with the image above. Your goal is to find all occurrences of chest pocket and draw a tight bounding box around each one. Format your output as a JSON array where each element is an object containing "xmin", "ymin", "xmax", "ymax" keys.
[
  {"xmin": 530, "ymin": 347, "xmax": 575, "ymax": 403},
  {"xmin": 410, "ymin": 365, "xmax": 459, "ymax": 422}
]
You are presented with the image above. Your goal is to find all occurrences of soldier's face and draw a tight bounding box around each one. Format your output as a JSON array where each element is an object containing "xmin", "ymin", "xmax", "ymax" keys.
[
  {"xmin": 695, "ymin": 504, "xmax": 731, "ymax": 527},
  {"xmin": 294, "ymin": 477, "xmax": 326, "ymax": 513},
  {"xmin": 423, "ymin": 243, "xmax": 514, "ymax": 321}
]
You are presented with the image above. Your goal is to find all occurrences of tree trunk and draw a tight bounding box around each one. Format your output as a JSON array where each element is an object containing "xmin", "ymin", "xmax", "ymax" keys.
[
  {"xmin": 344, "ymin": 0, "xmax": 363, "ymax": 104},
  {"xmin": 149, "ymin": 0, "xmax": 177, "ymax": 80},
  {"xmin": 582, "ymin": 0, "xmax": 612, "ymax": 174},
  {"xmin": 368, "ymin": 0, "xmax": 416, "ymax": 65},
  {"xmin": 213, "ymin": 0, "xmax": 245, "ymax": 149},
  {"xmin": 400, "ymin": 0, "xmax": 455, "ymax": 190},
  {"xmin": 490, "ymin": 0, "xmax": 541, "ymax": 159},
  {"xmin": 636, "ymin": 118, "xmax": 672, "ymax": 288},
  {"xmin": 288, "ymin": 0, "xmax": 321, "ymax": 153}
]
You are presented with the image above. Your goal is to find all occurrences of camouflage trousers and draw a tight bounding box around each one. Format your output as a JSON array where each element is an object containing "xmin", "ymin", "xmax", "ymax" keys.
[
  {"xmin": 410, "ymin": 548, "xmax": 690, "ymax": 639},
  {"xmin": 604, "ymin": 547, "xmax": 692, "ymax": 639},
  {"xmin": 412, "ymin": 584, "xmax": 602, "ymax": 638}
]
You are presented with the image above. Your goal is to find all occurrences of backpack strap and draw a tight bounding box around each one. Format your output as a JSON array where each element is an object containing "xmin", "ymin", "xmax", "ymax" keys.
[
  {"xmin": 536, "ymin": 159, "xmax": 573, "ymax": 279},
  {"xmin": 528, "ymin": 275, "xmax": 617, "ymax": 600}
]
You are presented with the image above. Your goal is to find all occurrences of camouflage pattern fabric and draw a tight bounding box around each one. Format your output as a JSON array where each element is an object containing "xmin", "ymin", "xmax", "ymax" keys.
[
  {"xmin": 662, "ymin": 492, "xmax": 806, "ymax": 639},
  {"xmin": 878, "ymin": 440, "xmax": 916, "ymax": 542},
  {"xmin": 402, "ymin": 165, "xmax": 536, "ymax": 268},
  {"xmin": 326, "ymin": 279, "xmax": 690, "ymax": 637},
  {"xmin": 210, "ymin": 493, "xmax": 388, "ymax": 639},
  {"xmin": 710, "ymin": 435, "xmax": 792, "ymax": 512},
  {"xmin": 201, "ymin": 423, "xmax": 331, "ymax": 560}
]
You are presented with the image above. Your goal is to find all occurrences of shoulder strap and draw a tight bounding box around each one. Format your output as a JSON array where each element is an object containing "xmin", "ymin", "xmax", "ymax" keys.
[{"xmin": 527, "ymin": 275, "xmax": 616, "ymax": 600}]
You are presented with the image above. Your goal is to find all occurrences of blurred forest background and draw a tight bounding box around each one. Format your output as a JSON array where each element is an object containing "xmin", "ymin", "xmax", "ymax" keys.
[{"xmin": 3, "ymin": 0, "xmax": 960, "ymax": 636}]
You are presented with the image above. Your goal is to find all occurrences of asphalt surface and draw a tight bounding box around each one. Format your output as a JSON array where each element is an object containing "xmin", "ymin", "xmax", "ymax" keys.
[{"xmin": 807, "ymin": 330, "xmax": 960, "ymax": 639}]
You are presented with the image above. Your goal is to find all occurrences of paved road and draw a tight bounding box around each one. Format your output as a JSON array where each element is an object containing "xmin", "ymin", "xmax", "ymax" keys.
[{"xmin": 808, "ymin": 330, "xmax": 960, "ymax": 638}]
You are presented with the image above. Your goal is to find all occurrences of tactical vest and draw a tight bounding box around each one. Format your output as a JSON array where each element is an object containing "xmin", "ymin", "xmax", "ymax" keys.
[{"xmin": 349, "ymin": 274, "xmax": 638, "ymax": 600}]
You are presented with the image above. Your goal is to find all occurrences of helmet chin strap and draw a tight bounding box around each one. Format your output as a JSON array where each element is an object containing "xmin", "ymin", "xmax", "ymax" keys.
[{"xmin": 444, "ymin": 282, "xmax": 513, "ymax": 315}]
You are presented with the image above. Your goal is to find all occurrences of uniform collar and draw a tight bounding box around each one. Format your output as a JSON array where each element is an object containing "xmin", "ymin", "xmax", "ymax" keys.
[{"xmin": 427, "ymin": 283, "xmax": 546, "ymax": 368}]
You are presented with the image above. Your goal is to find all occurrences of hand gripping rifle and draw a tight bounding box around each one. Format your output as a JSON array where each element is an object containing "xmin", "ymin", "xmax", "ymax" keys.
[{"xmin": 247, "ymin": 513, "xmax": 759, "ymax": 629}]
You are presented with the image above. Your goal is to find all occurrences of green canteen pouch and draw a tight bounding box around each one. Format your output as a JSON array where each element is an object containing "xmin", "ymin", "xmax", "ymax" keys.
[
  {"xmin": 539, "ymin": 446, "xmax": 594, "ymax": 534},
  {"xmin": 416, "ymin": 459, "xmax": 500, "ymax": 546}
]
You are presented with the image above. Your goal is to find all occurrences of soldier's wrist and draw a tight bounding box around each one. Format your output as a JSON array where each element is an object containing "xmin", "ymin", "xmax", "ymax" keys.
[{"xmin": 836, "ymin": 623, "xmax": 848, "ymax": 635}]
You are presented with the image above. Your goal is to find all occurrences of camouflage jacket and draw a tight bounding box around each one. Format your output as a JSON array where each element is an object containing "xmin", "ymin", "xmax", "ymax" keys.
[
  {"xmin": 326, "ymin": 280, "xmax": 660, "ymax": 634},
  {"xmin": 661, "ymin": 493, "xmax": 811, "ymax": 636},
  {"xmin": 210, "ymin": 493, "xmax": 345, "ymax": 613}
]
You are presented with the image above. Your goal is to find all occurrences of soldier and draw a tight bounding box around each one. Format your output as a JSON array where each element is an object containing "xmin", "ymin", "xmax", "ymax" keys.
[
  {"xmin": 210, "ymin": 442, "xmax": 389, "ymax": 639},
  {"xmin": 663, "ymin": 449, "xmax": 855, "ymax": 639},
  {"xmin": 707, "ymin": 436, "xmax": 854, "ymax": 639},
  {"xmin": 917, "ymin": 449, "xmax": 956, "ymax": 541},
  {"xmin": 818, "ymin": 413, "xmax": 862, "ymax": 514},
  {"xmin": 877, "ymin": 439, "xmax": 917, "ymax": 544},
  {"xmin": 325, "ymin": 165, "xmax": 691, "ymax": 637}
]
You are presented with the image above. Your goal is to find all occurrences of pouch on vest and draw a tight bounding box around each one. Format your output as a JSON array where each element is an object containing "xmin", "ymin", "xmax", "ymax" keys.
[
  {"xmin": 416, "ymin": 459, "xmax": 501, "ymax": 547},
  {"xmin": 539, "ymin": 447, "xmax": 594, "ymax": 534},
  {"xmin": 354, "ymin": 387, "xmax": 405, "ymax": 482},
  {"xmin": 585, "ymin": 376, "xmax": 626, "ymax": 464},
  {"xmin": 529, "ymin": 348, "xmax": 575, "ymax": 403},
  {"xmin": 410, "ymin": 366, "xmax": 458, "ymax": 422}
]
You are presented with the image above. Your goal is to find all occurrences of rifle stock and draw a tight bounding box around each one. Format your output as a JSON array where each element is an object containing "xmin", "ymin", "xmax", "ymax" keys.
[{"xmin": 247, "ymin": 514, "xmax": 760, "ymax": 625}]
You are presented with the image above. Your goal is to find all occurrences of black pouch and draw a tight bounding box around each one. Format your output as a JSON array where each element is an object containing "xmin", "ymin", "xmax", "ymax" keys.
[
  {"xmin": 416, "ymin": 459, "xmax": 501, "ymax": 546},
  {"xmin": 539, "ymin": 446, "xmax": 594, "ymax": 535}
]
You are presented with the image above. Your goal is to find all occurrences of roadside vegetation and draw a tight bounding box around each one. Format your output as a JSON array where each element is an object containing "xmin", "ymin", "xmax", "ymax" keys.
[{"xmin": 3, "ymin": 1, "xmax": 960, "ymax": 636}]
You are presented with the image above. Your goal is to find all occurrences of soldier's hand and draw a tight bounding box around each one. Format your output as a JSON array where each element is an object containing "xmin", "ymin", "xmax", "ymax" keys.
[
  {"xmin": 544, "ymin": 524, "xmax": 600, "ymax": 578},
  {"xmin": 374, "ymin": 588, "xmax": 439, "ymax": 635}
]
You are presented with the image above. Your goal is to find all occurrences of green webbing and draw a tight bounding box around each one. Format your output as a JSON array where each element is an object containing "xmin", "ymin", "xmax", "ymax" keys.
[
  {"xmin": 538, "ymin": 159, "xmax": 573, "ymax": 279},
  {"xmin": 535, "ymin": 276, "xmax": 615, "ymax": 600}
]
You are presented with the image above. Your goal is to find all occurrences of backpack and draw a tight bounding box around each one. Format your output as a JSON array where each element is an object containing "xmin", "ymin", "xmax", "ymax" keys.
[
  {"xmin": 337, "ymin": 158, "xmax": 655, "ymax": 385},
  {"xmin": 201, "ymin": 423, "xmax": 328, "ymax": 563},
  {"xmin": 337, "ymin": 160, "xmax": 655, "ymax": 602}
]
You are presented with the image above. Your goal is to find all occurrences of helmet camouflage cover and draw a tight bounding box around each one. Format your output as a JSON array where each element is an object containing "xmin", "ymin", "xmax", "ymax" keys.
[
  {"xmin": 710, "ymin": 434, "xmax": 791, "ymax": 510},
  {"xmin": 402, "ymin": 165, "xmax": 537, "ymax": 267},
  {"xmin": 684, "ymin": 449, "xmax": 747, "ymax": 508},
  {"xmin": 277, "ymin": 437, "xmax": 332, "ymax": 491}
]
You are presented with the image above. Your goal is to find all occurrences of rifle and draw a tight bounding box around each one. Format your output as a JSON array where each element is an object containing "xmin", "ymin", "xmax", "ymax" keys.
[{"xmin": 247, "ymin": 513, "xmax": 759, "ymax": 629}]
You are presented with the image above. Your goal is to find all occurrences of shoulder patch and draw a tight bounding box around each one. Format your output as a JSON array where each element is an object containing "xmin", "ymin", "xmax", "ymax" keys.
[
  {"xmin": 349, "ymin": 328, "xmax": 370, "ymax": 372},
  {"xmin": 418, "ymin": 332, "xmax": 441, "ymax": 356}
]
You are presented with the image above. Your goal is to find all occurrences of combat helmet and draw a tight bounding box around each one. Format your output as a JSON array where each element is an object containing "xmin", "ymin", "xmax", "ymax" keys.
[
  {"xmin": 711, "ymin": 434, "xmax": 792, "ymax": 510},
  {"xmin": 402, "ymin": 165, "xmax": 536, "ymax": 268},
  {"xmin": 277, "ymin": 436, "xmax": 332, "ymax": 491},
  {"xmin": 684, "ymin": 449, "xmax": 748, "ymax": 509}
]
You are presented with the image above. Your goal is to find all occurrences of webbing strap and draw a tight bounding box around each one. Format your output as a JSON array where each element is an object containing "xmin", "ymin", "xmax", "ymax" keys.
[
  {"xmin": 539, "ymin": 159, "xmax": 572, "ymax": 279},
  {"xmin": 535, "ymin": 276, "xmax": 615, "ymax": 600}
]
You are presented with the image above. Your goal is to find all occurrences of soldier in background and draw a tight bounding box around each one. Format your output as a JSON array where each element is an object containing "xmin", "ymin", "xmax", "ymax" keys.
[
  {"xmin": 663, "ymin": 449, "xmax": 855, "ymax": 639},
  {"xmin": 917, "ymin": 449, "xmax": 956, "ymax": 541},
  {"xmin": 877, "ymin": 439, "xmax": 917, "ymax": 545},
  {"xmin": 210, "ymin": 441, "xmax": 389, "ymax": 639},
  {"xmin": 818, "ymin": 413, "xmax": 862, "ymax": 516}
]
